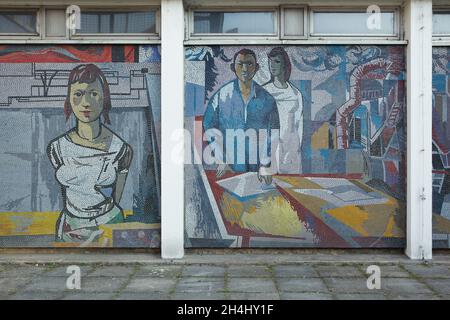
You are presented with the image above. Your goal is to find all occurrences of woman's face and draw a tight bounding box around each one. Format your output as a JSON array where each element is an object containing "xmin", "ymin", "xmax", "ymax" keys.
[
  {"xmin": 70, "ymin": 79, "xmax": 104, "ymax": 123},
  {"xmin": 268, "ymin": 54, "xmax": 285, "ymax": 79}
]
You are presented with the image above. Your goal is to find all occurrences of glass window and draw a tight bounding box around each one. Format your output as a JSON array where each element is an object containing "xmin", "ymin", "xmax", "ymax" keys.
[
  {"xmin": 283, "ymin": 8, "xmax": 305, "ymax": 37},
  {"xmin": 0, "ymin": 11, "xmax": 37, "ymax": 34},
  {"xmin": 77, "ymin": 10, "xmax": 157, "ymax": 34},
  {"xmin": 192, "ymin": 11, "xmax": 276, "ymax": 34},
  {"xmin": 433, "ymin": 11, "xmax": 450, "ymax": 35},
  {"xmin": 45, "ymin": 9, "xmax": 66, "ymax": 37},
  {"xmin": 312, "ymin": 10, "xmax": 397, "ymax": 36}
]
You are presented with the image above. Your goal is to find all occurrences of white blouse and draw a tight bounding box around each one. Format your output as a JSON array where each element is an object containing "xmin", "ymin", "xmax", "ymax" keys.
[{"xmin": 48, "ymin": 130, "xmax": 130, "ymax": 218}]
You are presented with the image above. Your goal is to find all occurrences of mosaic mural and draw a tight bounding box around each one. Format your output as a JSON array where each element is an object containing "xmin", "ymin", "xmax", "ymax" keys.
[
  {"xmin": 432, "ymin": 47, "xmax": 450, "ymax": 248},
  {"xmin": 0, "ymin": 45, "xmax": 161, "ymax": 247},
  {"xmin": 185, "ymin": 45, "xmax": 407, "ymax": 248}
]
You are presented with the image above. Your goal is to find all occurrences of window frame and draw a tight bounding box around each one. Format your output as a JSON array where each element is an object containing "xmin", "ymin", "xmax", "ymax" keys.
[
  {"xmin": 185, "ymin": 4, "xmax": 405, "ymax": 44},
  {"xmin": 432, "ymin": 7, "xmax": 450, "ymax": 39},
  {"xmin": 280, "ymin": 5, "xmax": 307, "ymax": 40},
  {"xmin": 69, "ymin": 6, "xmax": 161, "ymax": 40},
  {"xmin": 0, "ymin": 7, "xmax": 41, "ymax": 39},
  {"xmin": 187, "ymin": 6, "xmax": 279, "ymax": 40},
  {"xmin": 309, "ymin": 6, "xmax": 401, "ymax": 40},
  {"xmin": 42, "ymin": 7, "xmax": 69, "ymax": 39}
]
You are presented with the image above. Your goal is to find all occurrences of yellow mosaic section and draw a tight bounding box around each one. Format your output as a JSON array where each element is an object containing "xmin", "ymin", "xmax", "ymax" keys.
[
  {"xmin": 241, "ymin": 196, "xmax": 305, "ymax": 238},
  {"xmin": 0, "ymin": 210, "xmax": 134, "ymax": 236}
]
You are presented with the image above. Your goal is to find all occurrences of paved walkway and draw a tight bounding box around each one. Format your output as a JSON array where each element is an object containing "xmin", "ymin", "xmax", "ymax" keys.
[{"xmin": 0, "ymin": 253, "xmax": 450, "ymax": 300}]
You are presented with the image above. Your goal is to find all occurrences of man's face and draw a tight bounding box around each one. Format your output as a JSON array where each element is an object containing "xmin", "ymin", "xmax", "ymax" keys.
[{"xmin": 234, "ymin": 53, "xmax": 257, "ymax": 83}]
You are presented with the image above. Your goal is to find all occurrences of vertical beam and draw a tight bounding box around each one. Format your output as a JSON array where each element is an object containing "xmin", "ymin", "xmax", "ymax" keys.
[
  {"xmin": 404, "ymin": 0, "xmax": 433, "ymax": 259},
  {"xmin": 161, "ymin": 0, "xmax": 184, "ymax": 259}
]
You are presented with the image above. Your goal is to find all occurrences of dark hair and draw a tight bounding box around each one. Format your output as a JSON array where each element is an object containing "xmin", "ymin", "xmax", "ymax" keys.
[
  {"xmin": 267, "ymin": 47, "xmax": 292, "ymax": 82},
  {"xmin": 232, "ymin": 48, "xmax": 258, "ymax": 65},
  {"xmin": 64, "ymin": 64, "xmax": 112, "ymax": 125}
]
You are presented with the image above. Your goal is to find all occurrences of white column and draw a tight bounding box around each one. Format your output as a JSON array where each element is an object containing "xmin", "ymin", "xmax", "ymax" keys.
[
  {"xmin": 161, "ymin": 0, "xmax": 184, "ymax": 259},
  {"xmin": 404, "ymin": 0, "xmax": 433, "ymax": 260}
]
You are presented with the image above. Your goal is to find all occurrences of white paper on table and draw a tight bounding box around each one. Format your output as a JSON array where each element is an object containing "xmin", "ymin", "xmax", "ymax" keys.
[{"xmin": 216, "ymin": 172, "xmax": 292, "ymax": 198}]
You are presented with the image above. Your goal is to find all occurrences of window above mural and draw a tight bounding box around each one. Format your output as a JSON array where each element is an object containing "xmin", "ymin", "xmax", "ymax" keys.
[
  {"xmin": 433, "ymin": 10, "xmax": 450, "ymax": 36},
  {"xmin": 311, "ymin": 9, "xmax": 398, "ymax": 37},
  {"xmin": 0, "ymin": 6, "xmax": 160, "ymax": 41},
  {"xmin": 192, "ymin": 10, "xmax": 277, "ymax": 35},
  {"xmin": 187, "ymin": 6, "xmax": 401, "ymax": 40},
  {"xmin": 0, "ymin": 10, "xmax": 38, "ymax": 35},
  {"xmin": 189, "ymin": 7, "xmax": 303, "ymax": 39},
  {"xmin": 75, "ymin": 9, "xmax": 158, "ymax": 35}
]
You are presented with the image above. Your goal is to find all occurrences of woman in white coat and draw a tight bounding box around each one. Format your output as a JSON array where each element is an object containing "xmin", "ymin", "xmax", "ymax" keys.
[{"xmin": 263, "ymin": 47, "xmax": 303, "ymax": 174}]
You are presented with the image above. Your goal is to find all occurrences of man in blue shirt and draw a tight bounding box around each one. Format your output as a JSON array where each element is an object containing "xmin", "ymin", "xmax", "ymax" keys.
[{"xmin": 203, "ymin": 48, "xmax": 280, "ymax": 184}]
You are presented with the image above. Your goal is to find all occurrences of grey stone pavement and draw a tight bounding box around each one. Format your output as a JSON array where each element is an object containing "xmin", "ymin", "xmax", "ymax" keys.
[{"xmin": 0, "ymin": 252, "xmax": 450, "ymax": 300}]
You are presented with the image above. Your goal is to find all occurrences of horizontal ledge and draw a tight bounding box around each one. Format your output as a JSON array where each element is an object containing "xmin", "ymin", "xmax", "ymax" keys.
[
  {"xmin": 0, "ymin": 39, "xmax": 161, "ymax": 45},
  {"xmin": 186, "ymin": 0, "xmax": 405, "ymax": 6},
  {"xmin": 433, "ymin": 40, "xmax": 450, "ymax": 46},
  {"xmin": 0, "ymin": 39, "xmax": 408, "ymax": 46},
  {"xmin": 0, "ymin": 106, "xmax": 151, "ymax": 110},
  {"xmin": 184, "ymin": 39, "xmax": 408, "ymax": 46}
]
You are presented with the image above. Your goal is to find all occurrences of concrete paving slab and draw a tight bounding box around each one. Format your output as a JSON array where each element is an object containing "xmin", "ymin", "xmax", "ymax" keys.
[
  {"xmin": 273, "ymin": 265, "xmax": 319, "ymax": 278},
  {"xmin": 322, "ymin": 277, "xmax": 371, "ymax": 293},
  {"xmin": 421, "ymin": 279, "xmax": 450, "ymax": 295},
  {"xmin": 402, "ymin": 264, "xmax": 450, "ymax": 278},
  {"xmin": 116, "ymin": 292, "xmax": 170, "ymax": 300},
  {"xmin": 182, "ymin": 265, "xmax": 226, "ymax": 277},
  {"xmin": 62, "ymin": 292, "xmax": 115, "ymax": 300},
  {"xmin": 87, "ymin": 265, "xmax": 136, "ymax": 277},
  {"xmin": 0, "ymin": 265, "xmax": 49, "ymax": 278},
  {"xmin": 227, "ymin": 265, "xmax": 272, "ymax": 278},
  {"xmin": 315, "ymin": 265, "xmax": 365, "ymax": 277},
  {"xmin": 387, "ymin": 293, "xmax": 441, "ymax": 300},
  {"xmin": 0, "ymin": 277, "xmax": 34, "ymax": 294},
  {"xmin": 43, "ymin": 265, "xmax": 95, "ymax": 277},
  {"xmin": 123, "ymin": 277, "xmax": 177, "ymax": 292},
  {"xmin": 228, "ymin": 278, "xmax": 277, "ymax": 293},
  {"xmin": 276, "ymin": 278, "xmax": 328, "ymax": 293},
  {"xmin": 77, "ymin": 276, "xmax": 128, "ymax": 292},
  {"xmin": 378, "ymin": 265, "xmax": 411, "ymax": 278},
  {"xmin": 171, "ymin": 292, "xmax": 227, "ymax": 300},
  {"xmin": 8, "ymin": 290, "xmax": 65, "ymax": 300},
  {"xmin": 175, "ymin": 277, "xmax": 225, "ymax": 293},
  {"xmin": 20, "ymin": 276, "xmax": 68, "ymax": 292},
  {"xmin": 335, "ymin": 293, "xmax": 387, "ymax": 300},
  {"xmin": 357, "ymin": 264, "xmax": 411, "ymax": 278},
  {"xmin": 0, "ymin": 254, "xmax": 450, "ymax": 300},
  {"xmin": 382, "ymin": 278, "xmax": 434, "ymax": 294},
  {"xmin": 279, "ymin": 292, "xmax": 334, "ymax": 300},
  {"xmin": 0, "ymin": 292, "xmax": 11, "ymax": 299},
  {"xmin": 227, "ymin": 292, "xmax": 280, "ymax": 300},
  {"xmin": 135, "ymin": 265, "xmax": 183, "ymax": 278},
  {"xmin": 2, "ymin": 252, "xmax": 441, "ymax": 265}
]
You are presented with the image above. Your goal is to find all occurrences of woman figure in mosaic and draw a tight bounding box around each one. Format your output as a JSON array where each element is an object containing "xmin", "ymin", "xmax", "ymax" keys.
[
  {"xmin": 47, "ymin": 64, "xmax": 133, "ymax": 243},
  {"xmin": 263, "ymin": 47, "xmax": 303, "ymax": 174}
]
